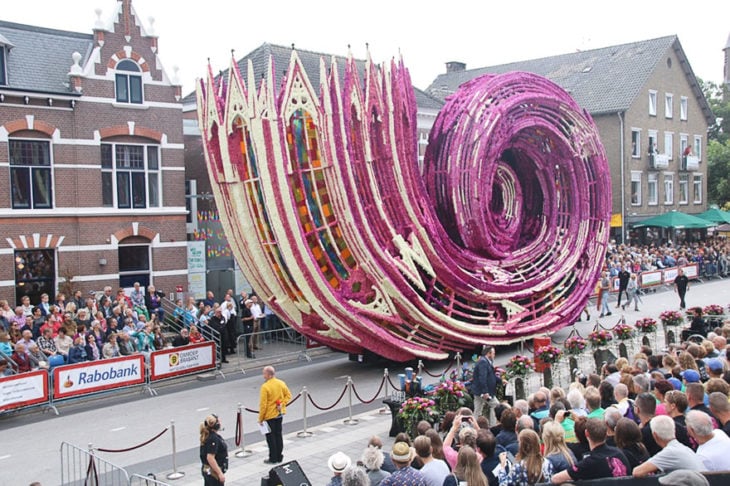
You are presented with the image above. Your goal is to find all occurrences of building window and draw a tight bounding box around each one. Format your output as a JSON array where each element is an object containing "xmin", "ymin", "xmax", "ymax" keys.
[
  {"xmin": 648, "ymin": 173, "xmax": 658, "ymax": 205},
  {"xmin": 649, "ymin": 90, "xmax": 657, "ymax": 116},
  {"xmin": 680, "ymin": 96, "xmax": 688, "ymax": 121},
  {"xmin": 663, "ymin": 173, "xmax": 674, "ymax": 204},
  {"xmin": 678, "ymin": 174, "xmax": 688, "ymax": 204},
  {"xmin": 0, "ymin": 46, "xmax": 6, "ymax": 86},
  {"xmin": 9, "ymin": 139, "xmax": 53, "ymax": 209},
  {"xmin": 693, "ymin": 135, "xmax": 702, "ymax": 161},
  {"xmin": 693, "ymin": 174, "xmax": 702, "ymax": 204},
  {"xmin": 185, "ymin": 179, "xmax": 199, "ymax": 233},
  {"xmin": 665, "ymin": 93, "xmax": 673, "ymax": 119},
  {"xmin": 679, "ymin": 134, "xmax": 688, "ymax": 159},
  {"xmin": 648, "ymin": 130, "xmax": 658, "ymax": 155},
  {"xmin": 631, "ymin": 129, "xmax": 641, "ymax": 158},
  {"xmin": 630, "ymin": 172, "xmax": 642, "ymax": 205},
  {"xmin": 115, "ymin": 59, "xmax": 143, "ymax": 104},
  {"xmin": 101, "ymin": 143, "xmax": 161, "ymax": 208},
  {"xmin": 14, "ymin": 249, "xmax": 55, "ymax": 306},
  {"xmin": 664, "ymin": 132, "xmax": 673, "ymax": 160},
  {"xmin": 118, "ymin": 244, "xmax": 151, "ymax": 288}
]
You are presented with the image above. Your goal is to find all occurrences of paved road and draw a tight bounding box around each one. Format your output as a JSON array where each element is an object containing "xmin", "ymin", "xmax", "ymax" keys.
[{"xmin": 2, "ymin": 276, "xmax": 728, "ymax": 485}]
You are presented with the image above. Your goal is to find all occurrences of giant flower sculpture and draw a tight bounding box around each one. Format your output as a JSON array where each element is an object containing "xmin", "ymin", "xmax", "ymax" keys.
[{"xmin": 197, "ymin": 49, "xmax": 611, "ymax": 360}]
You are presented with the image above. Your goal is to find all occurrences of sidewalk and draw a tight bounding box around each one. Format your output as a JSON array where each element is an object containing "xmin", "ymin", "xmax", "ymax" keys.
[{"xmin": 165, "ymin": 406, "xmax": 395, "ymax": 485}]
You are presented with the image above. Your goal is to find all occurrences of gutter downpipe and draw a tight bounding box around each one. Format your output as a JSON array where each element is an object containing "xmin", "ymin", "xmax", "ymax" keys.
[{"xmin": 618, "ymin": 111, "xmax": 626, "ymax": 244}]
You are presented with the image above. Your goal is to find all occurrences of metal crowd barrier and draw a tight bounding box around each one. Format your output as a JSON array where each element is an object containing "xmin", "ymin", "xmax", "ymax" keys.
[{"xmin": 235, "ymin": 326, "xmax": 313, "ymax": 373}]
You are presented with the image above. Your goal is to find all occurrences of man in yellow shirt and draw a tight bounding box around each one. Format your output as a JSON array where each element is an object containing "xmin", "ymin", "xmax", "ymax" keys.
[{"xmin": 259, "ymin": 365, "xmax": 292, "ymax": 464}]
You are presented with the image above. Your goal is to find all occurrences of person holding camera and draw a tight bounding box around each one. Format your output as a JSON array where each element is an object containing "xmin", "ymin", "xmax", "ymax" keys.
[
  {"xmin": 472, "ymin": 346, "xmax": 498, "ymax": 426},
  {"xmin": 199, "ymin": 414, "xmax": 227, "ymax": 485}
]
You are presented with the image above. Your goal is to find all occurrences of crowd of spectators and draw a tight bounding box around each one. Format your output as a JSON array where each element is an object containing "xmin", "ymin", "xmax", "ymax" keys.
[
  {"xmin": 0, "ymin": 284, "xmax": 210, "ymax": 374},
  {"xmin": 326, "ymin": 322, "xmax": 730, "ymax": 485},
  {"xmin": 604, "ymin": 237, "xmax": 730, "ymax": 280}
]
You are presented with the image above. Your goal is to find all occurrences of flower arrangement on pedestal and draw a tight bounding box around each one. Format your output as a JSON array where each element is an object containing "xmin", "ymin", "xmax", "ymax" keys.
[
  {"xmin": 397, "ymin": 396, "xmax": 438, "ymax": 435},
  {"xmin": 536, "ymin": 344, "xmax": 563, "ymax": 365},
  {"xmin": 588, "ymin": 329, "xmax": 613, "ymax": 348},
  {"xmin": 505, "ymin": 355, "xmax": 533, "ymax": 379},
  {"xmin": 635, "ymin": 317, "xmax": 657, "ymax": 333},
  {"xmin": 612, "ymin": 322, "xmax": 635, "ymax": 341},
  {"xmin": 564, "ymin": 336, "xmax": 587, "ymax": 355},
  {"xmin": 429, "ymin": 379, "xmax": 470, "ymax": 412},
  {"xmin": 659, "ymin": 310, "xmax": 684, "ymax": 327},
  {"xmin": 495, "ymin": 366, "xmax": 507, "ymax": 401},
  {"xmin": 703, "ymin": 304, "xmax": 724, "ymax": 316}
]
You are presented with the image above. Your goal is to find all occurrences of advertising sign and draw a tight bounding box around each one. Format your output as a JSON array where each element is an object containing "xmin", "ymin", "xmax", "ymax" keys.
[
  {"xmin": 187, "ymin": 241, "xmax": 207, "ymax": 300},
  {"xmin": 150, "ymin": 342, "xmax": 216, "ymax": 380},
  {"xmin": 663, "ymin": 267, "xmax": 679, "ymax": 284},
  {"xmin": 0, "ymin": 370, "xmax": 49, "ymax": 412},
  {"xmin": 640, "ymin": 270, "xmax": 663, "ymax": 287},
  {"xmin": 52, "ymin": 355, "xmax": 145, "ymax": 400},
  {"xmin": 682, "ymin": 263, "xmax": 699, "ymax": 279}
]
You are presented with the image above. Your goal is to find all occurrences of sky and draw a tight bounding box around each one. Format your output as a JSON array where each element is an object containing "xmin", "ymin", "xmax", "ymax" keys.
[{"xmin": 2, "ymin": 0, "xmax": 729, "ymax": 96}]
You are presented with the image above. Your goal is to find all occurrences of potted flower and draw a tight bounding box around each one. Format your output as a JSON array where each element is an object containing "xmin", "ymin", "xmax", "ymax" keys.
[
  {"xmin": 505, "ymin": 355, "xmax": 533, "ymax": 379},
  {"xmin": 397, "ymin": 396, "xmax": 439, "ymax": 436},
  {"xmin": 634, "ymin": 317, "xmax": 657, "ymax": 333},
  {"xmin": 703, "ymin": 304, "xmax": 724, "ymax": 316},
  {"xmin": 659, "ymin": 310, "xmax": 684, "ymax": 327},
  {"xmin": 564, "ymin": 336, "xmax": 587, "ymax": 355},
  {"xmin": 428, "ymin": 379, "xmax": 471, "ymax": 413},
  {"xmin": 612, "ymin": 322, "xmax": 635, "ymax": 341},
  {"xmin": 536, "ymin": 344, "xmax": 563, "ymax": 365},
  {"xmin": 588, "ymin": 329, "xmax": 612, "ymax": 348}
]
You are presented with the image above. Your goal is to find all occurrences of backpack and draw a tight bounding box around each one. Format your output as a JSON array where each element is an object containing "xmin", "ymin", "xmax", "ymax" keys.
[{"xmin": 624, "ymin": 399, "xmax": 639, "ymax": 424}]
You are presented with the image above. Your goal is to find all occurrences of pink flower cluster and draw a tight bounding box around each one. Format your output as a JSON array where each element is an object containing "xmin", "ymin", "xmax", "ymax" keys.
[
  {"xmin": 659, "ymin": 310, "xmax": 684, "ymax": 326},
  {"xmin": 703, "ymin": 304, "xmax": 725, "ymax": 316},
  {"xmin": 612, "ymin": 322, "xmax": 635, "ymax": 340},
  {"xmin": 588, "ymin": 329, "xmax": 613, "ymax": 347},
  {"xmin": 536, "ymin": 344, "xmax": 563, "ymax": 364},
  {"xmin": 564, "ymin": 336, "xmax": 587, "ymax": 355},
  {"xmin": 506, "ymin": 355, "xmax": 533, "ymax": 378},
  {"xmin": 635, "ymin": 317, "xmax": 657, "ymax": 333}
]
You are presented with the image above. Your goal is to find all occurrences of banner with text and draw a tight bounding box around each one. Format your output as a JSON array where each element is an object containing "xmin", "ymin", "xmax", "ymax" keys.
[
  {"xmin": 150, "ymin": 342, "xmax": 216, "ymax": 381},
  {"xmin": 0, "ymin": 370, "xmax": 49, "ymax": 412},
  {"xmin": 52, "ymin": 355, "xmax": 145, "ymax": 400}
]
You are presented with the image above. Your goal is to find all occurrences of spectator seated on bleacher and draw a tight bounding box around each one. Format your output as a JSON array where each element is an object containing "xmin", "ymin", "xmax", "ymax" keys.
[{"xmin": 173, "ymin": 328, "xmax": 190, "ymax": 347}]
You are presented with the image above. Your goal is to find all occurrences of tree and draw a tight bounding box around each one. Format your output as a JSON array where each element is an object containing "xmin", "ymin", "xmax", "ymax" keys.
[{"xmin": 700, "ymin": 79, "xmax": 730, "ymax": 206}]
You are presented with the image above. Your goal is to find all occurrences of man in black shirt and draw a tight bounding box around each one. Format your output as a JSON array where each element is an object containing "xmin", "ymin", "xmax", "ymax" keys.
[
  {"xmin": 673, "ymin": 268, "xmax": 689, "ymax": 309},
  {"xmin": 617, "ymin": 266, "xmax": 631, "ymax": 309},
  {"xmin": 551, "ymin": 418, "xmax": 631, "ymax": 483}
]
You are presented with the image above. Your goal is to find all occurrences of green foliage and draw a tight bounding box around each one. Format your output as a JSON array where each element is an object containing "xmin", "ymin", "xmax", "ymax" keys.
[
  {"xmin": 708, "ymin": 139, "xmax": 730, "ymax": 205},
  {"xmin": 701, "ymin": 79, "xmax": 730, "ymax": 206}
]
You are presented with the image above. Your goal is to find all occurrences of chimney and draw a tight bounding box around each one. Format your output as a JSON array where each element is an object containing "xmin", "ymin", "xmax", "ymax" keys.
[{"xmin": 445, "ymin": 61, "xmax": 466, "ymax": 74}]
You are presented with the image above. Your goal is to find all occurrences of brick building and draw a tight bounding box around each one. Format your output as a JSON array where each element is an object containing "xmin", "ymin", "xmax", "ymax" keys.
[
  {"xmin": 0, "ymin": 0, "xmax": 186, "ymax": 305},
  {"xmin": 427, "ymin": 36, "xmax": 713, "ymax": 244}
]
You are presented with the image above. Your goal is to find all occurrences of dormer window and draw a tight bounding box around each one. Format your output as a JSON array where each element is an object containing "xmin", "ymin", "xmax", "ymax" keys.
[
  {"xmin": 115, "ymin": 59, "xmax": 143, "ymax": 104},
  {"xmin": 0, "ymin": 45, "xmax": 6, "ymax": 86}
]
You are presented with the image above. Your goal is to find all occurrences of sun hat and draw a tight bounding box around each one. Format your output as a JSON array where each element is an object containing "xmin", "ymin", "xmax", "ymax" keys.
[
  {"xmin": 658, "ymin": 469, "xmax": 708, "ymax": 486},
  {"xmin": 391, "ymin": 441, "xmax": 414, "ymax": 462},
  {"xmin": 681, "ymin": 369, "xmax": 700, "ymax": 383},
  {"xmin": 327, "ymin": 452, "xmax": 351, "ymax": 473}
]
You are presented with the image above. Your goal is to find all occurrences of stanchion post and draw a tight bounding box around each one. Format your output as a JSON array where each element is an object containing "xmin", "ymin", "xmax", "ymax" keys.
[
  {"xmin": 343, "ymin": 376, "xmax": 359, "ymax": 425},
  {"xmin": 166, "ymin": 420, "xmax": 185, "ymax": 480},
  {"xmin": 235, "ymin": 402, "xmax": 253, "ymax": 457},
  {"xmin": 379, "ymin": 368, "xmax": 389, "ymax": 415},
  {"xmin": 297, "ymin": 387, "xmax": 314, "ymax": 438}
]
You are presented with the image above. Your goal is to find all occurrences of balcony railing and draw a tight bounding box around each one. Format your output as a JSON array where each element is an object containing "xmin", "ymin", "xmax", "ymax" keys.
[
  {"xmin": 649, "ymin": 152, "xmax": 669, "ymax": 169},
  {"xmin": 681, "ymin": 155, "xmax": 699, "ymax": 171}
]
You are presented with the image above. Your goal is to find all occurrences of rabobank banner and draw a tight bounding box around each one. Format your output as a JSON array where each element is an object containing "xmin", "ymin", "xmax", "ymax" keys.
[
  {"xmin": 0, "ymin": 370, "xmax": 49, "ymax": 411},
  {"xmin": 53, "ymin": 355, "xmax": 145, "ymax": 400},
  {"xmin": 150, "ymin": 342, "xmax": 216, "ymax": 381}
]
